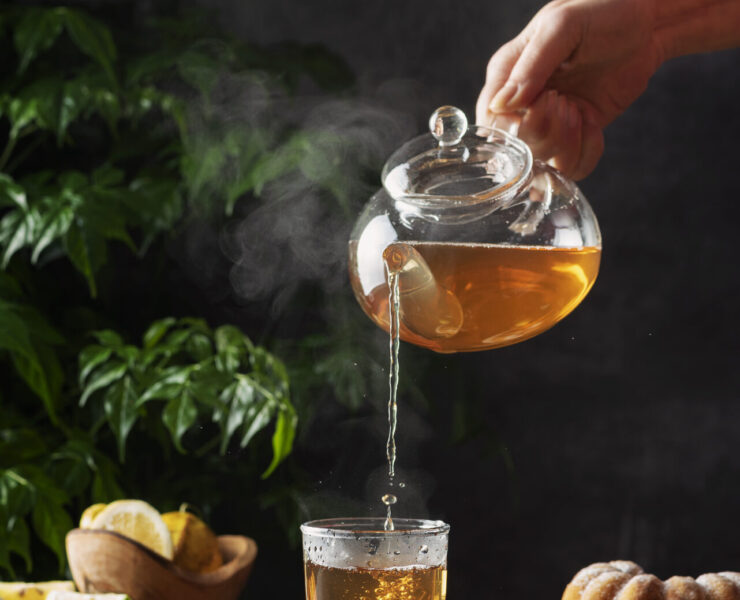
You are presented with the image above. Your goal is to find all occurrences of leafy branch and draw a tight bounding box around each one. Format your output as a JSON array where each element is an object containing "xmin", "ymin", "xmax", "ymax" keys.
[{"xmin": 79, "ymin": 318, "xmax": 297, "ymax": 477}]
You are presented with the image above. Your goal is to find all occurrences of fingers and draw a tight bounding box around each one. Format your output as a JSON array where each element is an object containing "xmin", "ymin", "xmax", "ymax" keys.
[
  {"xmin": 476, "ymin": 1, "xmax": 604, "ymax": 179},
  {"xmin": 547, "ymin": 105, "xmax": 604, "ymax": 181},
  {"xmin": 492, "ymin": 5, "xmax": 582, "ymax": 112},
  {"xmin": 515, "ymin": 92, "xmax": 604, "ymax": 180},
  {"xmin": 570, "ymin": 118, "xmax": 604, "ymax": 180}
]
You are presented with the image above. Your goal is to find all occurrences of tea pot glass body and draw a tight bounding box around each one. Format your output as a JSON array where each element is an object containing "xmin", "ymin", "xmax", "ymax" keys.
[{"xmin": 348, "ymin": 107, "xmax": 601, "ymax": 353}]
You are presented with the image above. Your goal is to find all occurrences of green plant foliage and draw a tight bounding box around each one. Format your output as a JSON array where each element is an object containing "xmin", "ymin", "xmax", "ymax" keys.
[
  {"xmin": 0, "ymin": 272, "xmax": 64, "ymax": 422},
  {"xmin": 0, "ymin": 2, "xmax": 395, "ymax": 587},
  {"xmin": 78, "ymin": 318, "xmax": 296, "ymax": 475},
  {"xmin": 0, "ymin": 170, "xmax": 181, "ymax": 295}
]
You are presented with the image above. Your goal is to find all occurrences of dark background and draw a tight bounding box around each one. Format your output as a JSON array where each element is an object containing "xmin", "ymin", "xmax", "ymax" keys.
[
  {"xmin": 198, "ymin": 0, "xmax": 740, "ymax": 598},
  {"xmin": 40, "ymin": 0, "xmax": 740, "ymax": 597}
]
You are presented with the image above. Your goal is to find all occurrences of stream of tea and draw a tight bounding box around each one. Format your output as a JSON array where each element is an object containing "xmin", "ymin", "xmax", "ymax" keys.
[
  {"xmin": 375, "ymin": 241, "xmax": 601, "ymax": 528},
  {"xmin": 382, "ymin": 267, "xmax": 400, "ymax": 531}
]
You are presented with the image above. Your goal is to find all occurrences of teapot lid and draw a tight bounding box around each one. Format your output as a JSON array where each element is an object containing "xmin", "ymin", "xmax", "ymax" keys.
[{"xmin": 382, "ymin": 106, "xmax": 533, "ymax": 210}]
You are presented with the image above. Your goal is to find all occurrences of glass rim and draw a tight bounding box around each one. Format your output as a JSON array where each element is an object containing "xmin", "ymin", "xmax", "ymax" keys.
[{"xmin": 300, "ymin": 517, "xmax": 450, "ymax": 538}]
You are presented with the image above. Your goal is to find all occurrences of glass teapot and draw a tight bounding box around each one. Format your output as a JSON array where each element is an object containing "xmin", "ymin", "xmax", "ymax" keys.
[{"xmin": 348, "ymin": 106, "xmax": 601, "ymax": 353}]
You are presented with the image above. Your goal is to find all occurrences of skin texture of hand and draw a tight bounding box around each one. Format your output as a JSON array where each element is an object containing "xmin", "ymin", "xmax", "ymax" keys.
[{"xmin": 477, "ymin": 0, "xmax": 664, "ymax": 180}]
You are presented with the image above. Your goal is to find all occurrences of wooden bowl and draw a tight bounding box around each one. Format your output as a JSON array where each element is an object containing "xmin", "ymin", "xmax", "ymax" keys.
[{"xmin": 66, "ymin": 529, "xmax": 257, "ymax": 600}]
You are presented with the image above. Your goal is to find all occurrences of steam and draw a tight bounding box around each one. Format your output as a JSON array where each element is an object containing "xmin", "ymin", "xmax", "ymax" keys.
[
  {"xmin": 219, "ymin": 88, "xmax": 417, "ymax": 315},
  {"xmin": 172, "ymin": 52, "xmax": 439, "ymax": 519}
]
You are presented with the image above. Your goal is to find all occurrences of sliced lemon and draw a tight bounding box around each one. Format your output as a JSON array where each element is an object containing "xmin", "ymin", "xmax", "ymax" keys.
[
  {"xmin": 90, "ymin": 499, "xmax": 173, "ymax": 560},
  {"xmin": 0, "ymin": 581, "xmax": 75, "ymax": 600},
  {"xmin": 79, "ymin": 503, "xmax": 107, "ymax": 529},
  {"xmin": 162, "ymin": 509, "xmax": 222, "ymax": 573},
  {"xmin": 47, "ymin": 594, "xmax": 130, "ymax": 600}
]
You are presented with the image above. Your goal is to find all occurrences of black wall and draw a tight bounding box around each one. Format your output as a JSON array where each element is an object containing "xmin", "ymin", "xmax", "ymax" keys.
[{"xmin": 204, "ymin": 0, "xmax": 740, "ymax": 597}]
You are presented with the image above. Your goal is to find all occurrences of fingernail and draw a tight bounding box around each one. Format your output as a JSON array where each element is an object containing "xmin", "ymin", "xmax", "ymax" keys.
[{"xmin": 490, "ymin": 82, "xmax": 520, "ymax": 111}]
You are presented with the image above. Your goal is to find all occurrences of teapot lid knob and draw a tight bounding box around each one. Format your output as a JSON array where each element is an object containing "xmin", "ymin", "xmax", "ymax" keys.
[{"xmin": 429, "ymin": 106, "xmax": 467, "ymax": 147}]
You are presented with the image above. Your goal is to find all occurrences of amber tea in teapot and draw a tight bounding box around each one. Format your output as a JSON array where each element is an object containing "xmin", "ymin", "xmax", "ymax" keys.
[
  {"xmin": 349, "ymin": 241, "xmax": 600, "ymax": 353},
  {"xmin": 349, "ymin": 106, "xmax": 602, "ymax": 353}
]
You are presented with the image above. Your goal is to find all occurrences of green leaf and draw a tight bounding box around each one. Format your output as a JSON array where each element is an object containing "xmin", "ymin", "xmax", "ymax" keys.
[
  {"xmin": 239, "ymin": 393, "xmax": 272, "ymax": 449},
  {"xmin": 91, "ymin": 165, "xmax": 124, "ymax": 188},
  {"xmin": 262, "ymin": 406, "xmax": 297, "ymax": 478},
  {"xmin": 216, "ymin": 377, "xmax": 255, "ymax": 454},
  {"xmin": 138, "ymin": 367, "xmax": 191, "ymax": 404},
  {"xmin": 61, "ymin": 8, "xmax": 117, "ymax": 87},
  {"xmin": 0, "ymin": 306, "xmax": 36, "ymax": 363},
  {"xmin": 78, "ymin": 201, "xmax": 135, "ymax": 251},
  {"xmin": 31, "ymin": 494, "xmax": 72, "ymax": 572},
  {"xmin": 12, "ymin": 304, "xmax": 64, "ymax": 346},
  {"xmin": 176, "ymin": 47, "xmax": 222, "ymax": 98},
  {"xmin": 0, "ymin": 295, "xmax": 64, "ymax": 420},
  {"xmin": 143, "ymin": 317, "xmax": 176, "ymax": 348},
  {"xmin": 103, "ymin": 375, "xmax": 138, "ymax": 461},
  {"xmin": 14, "ymin": 77, "xmax": 64, "ymax": 136},
  {"xmin": 79, "ymin": 360, "xmax": 126, "ymax": 407},
  {"xmin": 6, "ymin": 517, "xmax": 32, "ymax": 573},
  {"xmin": 59, "ymin": 439, "xmax": 123, "ymax": 503},
  {"xmin": 1, "ymin": 208, "xmax": 37, "ymax": 268},
  {"xmin": 11, "ymin": 341, "xmax": 63, "ymax": 423},
  {"xmin": 0, "ymin": 469, "xmax": 36, "ymax": 529},
  {"xmin": 185, "ymin": 332, "xmax": 213, "ymax": 361},
  {"xmin": 64, "ymin": 219, "xmax": 106, "ymax": 297},
  {"xmin": 31, "ymin": 204, "xmax": 74, "ymax": 263},
  {"xmin": 92, "ymin": 329, "xmax": 124, "ymax": 348},
  {"xmin": 50, "ymin": 443, "xmax": 93, "ymax": 498},
  {"xmin": 14, "ymin": 8, "xmax": 64, "ymax": 74},
  {"xmin": 7, "ymin": 97, "xmax": 39, "ymax": 139},
  {"xmin": 162, "ymin": 391, "xmax": 198, "ymax": 453},
  {"xmin": 0, "ymin": 174, "xmax": 27, "ymax": 209},
  {"xmin": 183, "ymin": 144, "xmax": 226, "ymax": 200},
  {"xmin": 78, "ymin": 344, "xmax": 113, "ymax": 386}
]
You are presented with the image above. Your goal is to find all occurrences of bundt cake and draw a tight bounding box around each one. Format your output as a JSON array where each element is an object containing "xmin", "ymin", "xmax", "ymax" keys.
[{"xmin": 563, "ymin": 561, "xmax": 740, "ymax": 600}]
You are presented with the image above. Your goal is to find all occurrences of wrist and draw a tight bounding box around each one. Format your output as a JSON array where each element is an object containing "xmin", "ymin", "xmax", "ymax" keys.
[{"xmin": 652, "ymin": 0, "xmax": 740, "ymax": 61}]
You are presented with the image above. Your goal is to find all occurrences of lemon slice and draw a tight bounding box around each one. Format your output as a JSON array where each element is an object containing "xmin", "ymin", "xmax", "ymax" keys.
[
  {"xmin": 90, "ymin": 499, "xmax": 173, "ymax": 559},
  {"xmin": 47, "ymin": 594, "xmax": 130, "ymax": 600},
  {"xmin": 79, "ymin": 503, "xmax": 107, "ymax": 529},
  {"xmin": 0, "ymin": 581, "xmax": 75, "ymax": 600}
]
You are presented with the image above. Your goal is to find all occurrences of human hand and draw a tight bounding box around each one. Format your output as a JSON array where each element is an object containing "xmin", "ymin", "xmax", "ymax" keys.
[{"xmin": 476, "ymin": 0, "xmax": 664, "ymax": 180}]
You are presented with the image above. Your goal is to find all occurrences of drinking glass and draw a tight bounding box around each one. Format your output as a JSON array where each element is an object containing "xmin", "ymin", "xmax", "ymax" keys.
[{"xmin": 301, "ymin": 517, "xmax": 450, "ymax": 600}]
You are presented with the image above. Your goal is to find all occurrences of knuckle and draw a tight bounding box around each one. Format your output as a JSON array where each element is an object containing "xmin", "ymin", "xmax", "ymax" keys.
[{"xmin": 538, "ymin": 2, "xmax": 578, "ymax": 35}]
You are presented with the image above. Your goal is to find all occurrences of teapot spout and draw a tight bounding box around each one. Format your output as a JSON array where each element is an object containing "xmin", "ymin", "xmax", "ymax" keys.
[{"xmin": 383, "ymin": 243, "xmax": 463, "ymax": 340}]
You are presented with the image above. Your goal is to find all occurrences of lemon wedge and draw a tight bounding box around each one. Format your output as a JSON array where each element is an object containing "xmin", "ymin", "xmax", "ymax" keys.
[
  {"xmin": 162, "ymin": 509, "xmax": 222, "ymax": 573},
  {"xmin": 79, "ymin": 503, "xmax": 107, "ymax": 529},
  {"xmin": 90, "ymin": 499, "xmax": 173, "ymax": 559}
]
